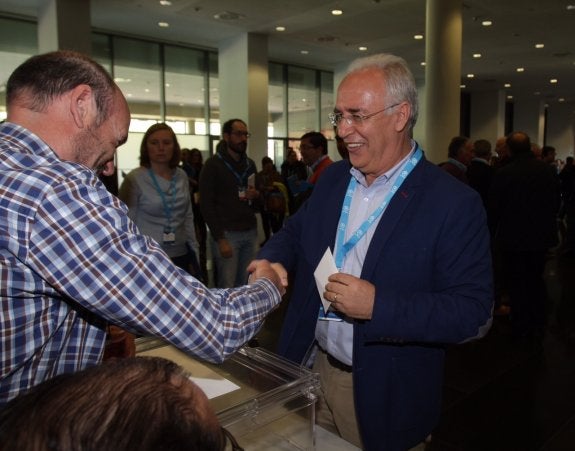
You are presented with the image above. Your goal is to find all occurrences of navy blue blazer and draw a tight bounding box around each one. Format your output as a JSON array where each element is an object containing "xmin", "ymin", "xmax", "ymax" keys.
[{"xmin": 258, "ymin": 150, "xmax": 493, "ymax": 451}]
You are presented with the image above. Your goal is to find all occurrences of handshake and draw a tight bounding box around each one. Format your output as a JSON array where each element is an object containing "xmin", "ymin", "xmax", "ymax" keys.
[{"xmin": 247, "ymin": 259, "xmax": 288, "ymax": 296}]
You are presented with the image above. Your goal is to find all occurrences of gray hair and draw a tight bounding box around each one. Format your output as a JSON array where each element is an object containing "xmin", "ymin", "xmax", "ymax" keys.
[{"xmin": 346, "ymin": 53, "xmax": 418, "ymax": 130}]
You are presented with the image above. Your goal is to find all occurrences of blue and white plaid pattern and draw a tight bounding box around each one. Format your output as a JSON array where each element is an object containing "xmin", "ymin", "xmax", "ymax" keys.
[{"xmin": 0, "ymin": 122, "xmax": 280, "ymax": 405}]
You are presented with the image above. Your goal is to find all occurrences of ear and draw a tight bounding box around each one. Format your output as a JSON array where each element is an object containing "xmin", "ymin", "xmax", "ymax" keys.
[
  {"xmin": 393, "ymin": 102, "xmax": 411, "ymax": 133},
  {"xmin": 69, "ymin": 84, "xmax": 96, "ymax": 129}
]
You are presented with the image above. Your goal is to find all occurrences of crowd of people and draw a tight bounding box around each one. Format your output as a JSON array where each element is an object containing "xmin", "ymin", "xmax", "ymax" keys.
[{"xmin": 1, "ymin": 48, "xmax": 572, "ymax": 451}]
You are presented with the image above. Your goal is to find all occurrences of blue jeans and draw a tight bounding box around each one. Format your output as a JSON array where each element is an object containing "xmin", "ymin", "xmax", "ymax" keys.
[{"xmin": 211, "ymin": 228, "xmax": 258, "ymax": 288}]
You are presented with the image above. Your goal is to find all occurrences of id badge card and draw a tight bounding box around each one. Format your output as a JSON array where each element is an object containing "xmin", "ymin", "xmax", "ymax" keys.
[
  {"xmin": 238, "ymin": 186, "xmax": 246, "ymax": 200},
  {"xmin": 163, "ymin": 227, "xmax": 176, "ymax": 245}
]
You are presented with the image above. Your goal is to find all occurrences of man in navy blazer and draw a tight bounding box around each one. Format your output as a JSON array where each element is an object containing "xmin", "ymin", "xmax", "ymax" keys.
[{"xmin": 257, "ymin": 53, "xmax": 493, "ymax": 451}]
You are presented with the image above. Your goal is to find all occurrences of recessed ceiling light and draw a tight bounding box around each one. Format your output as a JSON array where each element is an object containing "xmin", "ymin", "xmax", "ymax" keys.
[
  {"xmin": 473, "ymin": 53, "xmax": 482, "ymax": 58},
  {"xmin": 534, "ymin": 91, "xmax": 541, "ymax": 95},
  {"xmin": 535, "ymin": 43, "xmax": 544, "ymax": 49},
  {"xmin": 114, "ymin": 77, "xmax": 132, "ymax": 83},
  {"xmin": 507, "ymin": 95, "xmax": 513, "ymax": 99},
  {"xmin": 414, "ymin": 34, "xmax": 424, "ymax": 40},
  {"xmin": 300, "ymin": 50, "xmax": 309, "ymax": 55},
  {"xmin": 331, "ymin": 9, "xmax": 343, "ymax": 15},
  {"xmin": 504, "ymin": 83, "xmax": 511, "ymax": 88},
  {"xmin": 559, "ymin": 98, "xmax": 565, "ymax": 102},
  {"xmin": 276, "ymin": 26, "xmax": 286, "ymax": 31},
  {"xmin": 144, "ymin": 88, "xmax": 150, "ymax": 93},
  {"xmin": 467, "ymin": 73, "xmax": 475, "ymax": 78},
  {"xmin": 550, "ymin": 79, "xmax": 558, "ymax": 84},
  {"xmin": 159, "ymin": 0, "xmax": 172, "ymax": 5},
  {"xmin": 482, "ymin": 20, "xmax": 492, "ymax": 26},
  {"xmin": 516, "ymin": 67, "xmax": 525, "ymax": 72},
  {"xmin": 567, "ymin": 5, "xmax": 575, "ymax": 10},
  {"xmin": 460, "ymin": 84, "xmax": 466, "ymax": 88},
  {"xmin": 359, "ymin": 46, "xmax": 368, "ymax": 51},
  {"xmin": 213, "ymin": 11, "xmax": 244, "ymax": 20},
  {"xmin": 420, "ymin": 61, "xmax": 426, "ymax": 66},
  {"xmin": 158, "ymin": 21, "xmax": 169, "ymax": 28}
]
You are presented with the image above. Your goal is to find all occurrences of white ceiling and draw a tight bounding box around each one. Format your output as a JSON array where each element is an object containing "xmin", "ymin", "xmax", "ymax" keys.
[{"xmin": 1, "ymin": 0, "xmax": 575, "ymax": 105}]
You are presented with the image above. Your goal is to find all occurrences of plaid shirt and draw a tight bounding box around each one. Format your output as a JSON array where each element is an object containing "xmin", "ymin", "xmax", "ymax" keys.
[{"xmin": 0, "ymin": 122, "xmax": 280, "ymax": 405}]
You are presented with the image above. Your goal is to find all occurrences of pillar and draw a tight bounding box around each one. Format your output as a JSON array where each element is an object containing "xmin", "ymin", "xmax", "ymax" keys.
[{"xmin": 38, "ymin": 0, "xmax": 91, "ymax": 54}]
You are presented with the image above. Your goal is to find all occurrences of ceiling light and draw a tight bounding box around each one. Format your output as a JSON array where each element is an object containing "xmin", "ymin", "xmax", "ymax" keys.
[
  {"xmin": 331, "ymin": 9, "xmax": 343, "ymax": 15},
  {"xmin": 534, "ymin": 91, "xmax": 540, "ymax": 95},
  {"xmin": 507, "ymin": 95, "xmax": 513, "ymax": 99},
  {"xmin": 114, "ymin": 77, "xmax": 132, "ymax": 83},
  {"xmin": 414, "ymin": 34, "xmax": 424, "ymax": 40},
  {"xmin": 159, "ymin": 0, "xmax": 172, "ymax": 5},
  {"xmin": 467, "ymin": 73, "xmax": 475, "ymax": 78},
  {"xmin": 482, "ymin": 20, "xmax": 492, "ymax": 26},
  {"xmin": 550, "ymin": 79, "xmax": 558, "ymax": 84},
  {"xmin": 359, "ymin": 46, "xmax": 368, "ymax": 51},
  {"xmin": 504, "ymin": 83, "xmax": 511, "ymax": 88},
  {"xmin": 559, "ymin": 98, "xmax": 565, "ymax": 102},
  {"xmin": 300, "ymin": 50, "xmax": 309, "ymax": 55},
  {"xmin": 535, "ymin": 43, "xmax": 544, "ymax": 49},
  {"xmin": 158, "ymin": 21, "xmax": 169, "ymax": 27},
  {"xmin": 276, "ymin": 26, "xmax": 286, "ymax": 31},
  {"xmin": 567, "ymin": 5, "xmax": 575, "ymax": 10},
  {"xmin": 460, "ymin": 84, "xmax": 466, "ymax": 88},
  {"xmin": 420, "ymin": 61, "xmax": 426, "ymax": 66},
  {"xmin": 213, "ymin": 11, "xmax": 244, "ymax": 20},
  {"xmin": 516, "ymin": 67, "xmax": 525, "ymax": 72},
  {"xmin": 473, "ymin": 53, "xmax": 482, "ymax": 58}
]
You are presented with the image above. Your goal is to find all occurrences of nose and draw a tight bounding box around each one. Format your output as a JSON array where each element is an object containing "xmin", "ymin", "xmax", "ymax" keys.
[{"xmin": 336, "ymin": 119, "xmax": 354, "ymax": 138}]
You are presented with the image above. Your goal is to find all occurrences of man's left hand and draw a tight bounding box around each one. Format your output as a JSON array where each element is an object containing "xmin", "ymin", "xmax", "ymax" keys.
[{"xmin": 324, "ymin": 273, "xmax": 375, "ymax": 320}]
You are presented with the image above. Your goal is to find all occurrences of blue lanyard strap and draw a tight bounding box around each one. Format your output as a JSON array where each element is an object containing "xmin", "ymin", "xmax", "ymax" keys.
[
  {"xmin": 149, "ymin": 169, "xmax": 177, "ymax": 226},
  {"xmin": 217, "ymin": 152, "xmax": 253, "ymax": 185},
  {"xmin": 334, "ymin": 146, "xmax": 422, "ymax": 270}
]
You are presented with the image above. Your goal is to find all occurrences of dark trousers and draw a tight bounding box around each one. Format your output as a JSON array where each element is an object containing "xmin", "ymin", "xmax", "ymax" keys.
[{"xmin": 502, "ymin": 250, "xmax": 548, "ymax": 337}]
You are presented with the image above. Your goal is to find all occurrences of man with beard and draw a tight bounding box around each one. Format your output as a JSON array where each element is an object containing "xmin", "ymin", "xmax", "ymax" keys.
[
  {"xmin": 200, "ymin": 119, "xmax": 261, "ymax": 287},
  {"xmin": 0, "ymin": 51, "xmax": 286, "ymax": 406}
]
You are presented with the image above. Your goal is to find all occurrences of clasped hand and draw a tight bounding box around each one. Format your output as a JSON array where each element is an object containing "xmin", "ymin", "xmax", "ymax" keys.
[{"xmin": 247, "ymin": 260, "xmax": 288, "ymax": 296}]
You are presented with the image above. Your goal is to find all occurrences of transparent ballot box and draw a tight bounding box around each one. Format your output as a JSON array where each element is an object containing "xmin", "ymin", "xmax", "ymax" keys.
[{"xmin": 136, "ymin": 338, "xmax": 320, "ymax": 450}]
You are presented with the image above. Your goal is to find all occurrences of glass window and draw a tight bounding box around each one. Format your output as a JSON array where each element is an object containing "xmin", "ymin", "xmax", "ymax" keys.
[
  {"xmin": 287, "ymin": 66, "xmax": 318, "ymax": 139},
  {"xmin": 320, "ymin": 71, "xmax": 335, "ymax": 139},
  {"xmin": 268, "ymin": 63, "xmax": 286, "ymax": 138},
  {"xmin": 0, "ymin": 17, "xmax": 37, "ymax": 120}
]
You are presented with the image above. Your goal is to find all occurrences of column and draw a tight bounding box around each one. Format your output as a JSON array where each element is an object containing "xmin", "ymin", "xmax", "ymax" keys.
[
  {"xmin": 513, "ymin": 95, "xmax": 546, "ymax": 146},
  {"xmin": 424, "ymin": 0, "xmax": 462, "ymax": 163},
  {"xmin": 38, "ymin": 0, "xmax": 91, "ymax": 54},
  {"xmin": 218, "ymin": 33, "xmax": 269, "ymax": 166},
  {"xmin": 470, "ymin": 89, "xmax": 506, "ymax": 144}
]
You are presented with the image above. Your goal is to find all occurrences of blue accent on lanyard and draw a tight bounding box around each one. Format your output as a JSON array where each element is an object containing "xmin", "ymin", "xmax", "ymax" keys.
[
  {"xmin": 319, "ymin": 146, "xmax": 422, "ymax": 320},
  {"xmin": 217, "ymin": 152, "xmax": 253, "ymax": 186},
  {"xmin": 149, "ymin": 169, "xmax": 177, "ymax": 229}
]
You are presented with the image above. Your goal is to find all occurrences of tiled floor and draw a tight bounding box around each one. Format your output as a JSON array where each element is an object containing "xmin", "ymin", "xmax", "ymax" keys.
[{"xmin": 255, "ymin": 251, "xmax": 575, "ymax": 451}]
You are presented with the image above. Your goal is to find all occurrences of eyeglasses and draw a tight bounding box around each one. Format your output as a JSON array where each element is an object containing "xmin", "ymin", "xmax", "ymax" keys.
[
  {"xmin": 221, "ymin": 426, "xmax": 244, "ymax": 451},
  {"xmin": 230, "ymin": 131, "xmax": 251, "ymax": 138},
  {"xmin": 328, "ymin": 103, "xmax": 401, "ymax": 127}
]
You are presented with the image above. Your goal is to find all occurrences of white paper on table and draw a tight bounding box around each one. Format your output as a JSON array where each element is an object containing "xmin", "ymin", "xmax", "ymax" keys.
[
  {"xmin": 313, "ymin": 247, "xmax": 339, "ymax": 315},
  {"xmin": 247, "ymin": 174, "xmax": 255, "ymax": 188},
  {"xmin": 189, "ymin": 376, "xmax": 240, "ymax": 400}
]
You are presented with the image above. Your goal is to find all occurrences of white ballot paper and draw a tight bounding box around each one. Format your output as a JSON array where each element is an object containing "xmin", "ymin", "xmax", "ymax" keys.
[
  {"xmin": 189, "ymin": 376, "xmax": 240, "ymax": 400},
  {"xmin": 313, "ymin": 247, "xmax": 339, "ymax": 315}
]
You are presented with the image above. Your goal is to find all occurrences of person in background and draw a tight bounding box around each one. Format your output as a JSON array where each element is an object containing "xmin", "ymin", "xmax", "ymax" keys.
[
  {"xmin": 257, "ymin": 156, "xmax": 287, "ymax": 246},
  {"xmin": 439, "ymin": 135, "xmax": 474, "ymax": 184},
  {"xmin": 257, "ymin": 52, "xmax": 492, "ymax": 451},
  {"xmin": 182, "ymin": 148, "xmax": 208, "ymax": 283},
  {"xmin": 467, "ymin": 138, "xmax": 494, "ymax": 208},
  {"xmin": 299, "ymin": 131, "xmax": 333, "ymax": 185},
  {"xmin": 281, "ymin": 147, "xmax": 309, "ymax": 214},
  {"xmin": 492, "ymin": 136, "xmax": 511, "ymax": 169},
  {"xmin": 0, "ymin": 51, "xmax": 286, "ymax": 406},
  {"xmin": 488, "ymin": 131, "xmax": 559, "ymax": 342},
  {"xmin": 199, "ymin": 119, "xmax": 261, "ymax": 288},
  {"xmin": 0, "ymin": 357, "xmax": 240, "ymax": 451},
  {"xmin": 119, "ymin": 123, "xmax": 199, "ymax": 276}
]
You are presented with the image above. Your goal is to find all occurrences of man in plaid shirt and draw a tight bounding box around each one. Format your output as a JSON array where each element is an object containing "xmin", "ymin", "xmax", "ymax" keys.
[{"xmin": 0, "ymin": 51, "xmax": 286, "ymax": 405}]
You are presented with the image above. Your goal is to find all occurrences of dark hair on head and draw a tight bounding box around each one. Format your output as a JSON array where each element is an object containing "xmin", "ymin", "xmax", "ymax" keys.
[
  {"xmin": 448, "ymin": 136, "xmax": 470, "ymax": 159},
  {"xmin": 541, "ymin": 145, "xmax": 556, "ymax": 158},
  {"xmin": 300, "ymin": 131, "xmax": 328, "ymax": 155},
  {"xmin": 473, "ymin": 139, "xmax": 492, "ymax": 159},
  {"xmin": 221, "ymin": 119, "xmax": 247, "ymax": 136},
  {"xmin": 261, "ymin": 156, "xmax": 273, "ymax": 166},
  {"xmin": 0, "ymin": 357, "xmax": 224, "ymax": 451},
  {"xmin": 139, "ymin": 123, "xmax": 182, "ymax": 168},
  {"xmin": 189, "ymin": 148, "xmax": 203, "ymax": 163},
  {"xmin": 506, "ymin": 131, "xmax": 531, "ymax": 156},
  {"xmin": 6, "ymin": 50, "xmax": 117, "ymax": 127}
]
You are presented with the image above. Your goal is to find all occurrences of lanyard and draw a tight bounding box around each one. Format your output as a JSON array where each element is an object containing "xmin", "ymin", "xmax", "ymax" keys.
[
  {"xmin": 149, "ymin": 169, "xmax": 177, "ymax": 228},
  {"xmin": 217, "ymin": 152, "xmax": 252, "ymax": 186},
  {"xmin": 334, "ymin": 146, "xmax": 422, "ymax": 270}
]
